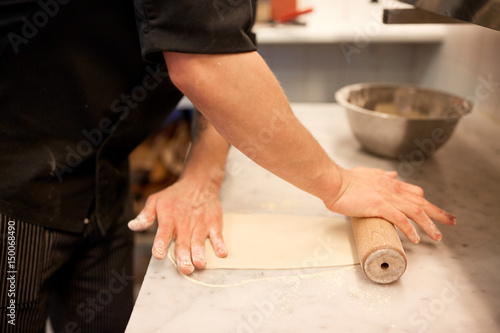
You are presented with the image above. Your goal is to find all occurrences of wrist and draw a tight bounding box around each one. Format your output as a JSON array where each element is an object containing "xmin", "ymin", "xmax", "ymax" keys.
[
  {"xmin": 318, "ymin": 161, "xmax": 344, "ymax": 209},
  {"xmin": 179, "ymin": 164, "xmax": 225, "ymax": 189}
]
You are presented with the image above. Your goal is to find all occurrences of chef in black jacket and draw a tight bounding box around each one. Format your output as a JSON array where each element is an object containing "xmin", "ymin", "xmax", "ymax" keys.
[
  {"xmin": 0, "ymin": 0, "xmax": 456, "ymax": 332},
  {"xmin": 0, "ymin": 1, "xmax": 256, "ymax": 331}
]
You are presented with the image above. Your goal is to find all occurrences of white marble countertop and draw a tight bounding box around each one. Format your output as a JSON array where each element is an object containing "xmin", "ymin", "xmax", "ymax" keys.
[
  {"xmin": 126, "ymin": 103, "xmax": 500, "ymax": 333},
  {"xmin": 254, "ymin": 0, "xmax": 447, "ymax": 44}
]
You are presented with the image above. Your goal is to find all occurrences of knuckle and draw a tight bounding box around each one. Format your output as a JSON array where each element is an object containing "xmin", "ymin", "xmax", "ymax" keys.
[
  {"xmin": 414, "ymin": 186, "xmax": 425, "ymax": 197},
  {"xmin": 209, "ymin": 227, "xmax": 223, "ymax": 238},
  {"xmin": 144, "ymin": 194, "xmax": 156, "ymax": 206},
  {"xmin": 156, "ymin": 224, "xmax": 173, "ymax": 237},
  {"xmin": 175, "ymin": 240, "xmax": 190, "ymax": 251},
  {"xmin": 191, "ymin": 230, "xmax": 207, "ymax": 243},
  {"xmin": 396, "ymin": 217, "xmax": 414, "ymax": 235},
  {"xmin": 191, "ymin": 242, "xmax": 205, "ymax": 251},
  {"xmin": 393, "ymin": 184, "xmax": 404, "ymax": 195},
  {"xmin": 394, "ymin": 212, "xmax": 409, "ymax": 226},
  {"xmin": 411, "ymin": 206, "xmax": 426, "ymax": 219}
]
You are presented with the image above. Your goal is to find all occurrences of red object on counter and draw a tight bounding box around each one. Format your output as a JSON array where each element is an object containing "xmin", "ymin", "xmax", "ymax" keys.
[{"xmin": 271, "ymin": 0, "xmax": 313, "ymax": 23}]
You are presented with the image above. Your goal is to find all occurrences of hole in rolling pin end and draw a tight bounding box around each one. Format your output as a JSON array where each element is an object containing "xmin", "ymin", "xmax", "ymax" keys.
[{"xmin": 381, "ymin": 262, "xmax": 389, "ymax": 270}]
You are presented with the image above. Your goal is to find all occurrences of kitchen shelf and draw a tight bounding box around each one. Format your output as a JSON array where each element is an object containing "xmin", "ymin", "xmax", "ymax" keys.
[{"xmin": 254, "ymin": 0, "xmax": 447, "ymax": 44}]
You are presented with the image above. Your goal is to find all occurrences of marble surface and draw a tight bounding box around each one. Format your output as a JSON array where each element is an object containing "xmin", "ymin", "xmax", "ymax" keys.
[
  {"xmin": 254, "ymin": 0, "xmax": 447, "ymax": 44},
  {"xmin": 126, "ymin": 103, "xmax": 500, "ymax": 333}
]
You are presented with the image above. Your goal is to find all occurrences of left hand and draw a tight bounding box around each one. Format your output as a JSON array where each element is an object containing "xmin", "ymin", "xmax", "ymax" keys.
[{"xmin": 128, "ymin": 177, "xmax": 227, "ymax": 274}]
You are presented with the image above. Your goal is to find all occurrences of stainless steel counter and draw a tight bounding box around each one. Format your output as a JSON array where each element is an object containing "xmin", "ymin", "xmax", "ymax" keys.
[{"xmin": 126, "ymin": 103, "xmax": 500, "ymax": 333}]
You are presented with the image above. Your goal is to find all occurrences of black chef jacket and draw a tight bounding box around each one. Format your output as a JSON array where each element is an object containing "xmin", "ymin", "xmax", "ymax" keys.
[{"xmin": 0, "ymin": 0, "xmax": 257, "ymax": 234}]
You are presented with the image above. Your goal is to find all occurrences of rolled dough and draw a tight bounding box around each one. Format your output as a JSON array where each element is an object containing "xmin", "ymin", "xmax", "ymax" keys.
[{"xmin": 168, "ymin": 213, "xmax": 359, "ymax": 269}]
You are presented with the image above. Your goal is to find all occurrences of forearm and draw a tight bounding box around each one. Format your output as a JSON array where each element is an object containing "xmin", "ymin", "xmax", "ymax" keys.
[
  {"xmin": 180, "ymin": 108, "xmax": 230, "ymax": 188},
  {"xmin": 164, "ymin": 51, "xmax": 342, "ymax": 204}
]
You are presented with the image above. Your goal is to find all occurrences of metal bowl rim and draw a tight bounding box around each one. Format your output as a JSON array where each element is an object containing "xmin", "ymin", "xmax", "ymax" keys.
[{"xmin": 335, "ymin": 82, "xmax": 474, "ymax": 121}]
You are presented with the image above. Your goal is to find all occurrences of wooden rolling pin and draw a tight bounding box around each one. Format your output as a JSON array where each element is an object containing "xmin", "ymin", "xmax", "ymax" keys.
[{"xmin": 351, "ymin": 217, "xmax": 407, "ymax": 284}]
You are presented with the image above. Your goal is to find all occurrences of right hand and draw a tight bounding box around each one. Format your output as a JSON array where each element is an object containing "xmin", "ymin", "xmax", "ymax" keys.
[{"xmin": 325, "ymin": 166, "xmax": 456, "ymax": 244}]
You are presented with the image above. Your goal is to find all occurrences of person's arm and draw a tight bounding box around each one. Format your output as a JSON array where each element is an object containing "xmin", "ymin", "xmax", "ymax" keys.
[
  {"xmin": 163, "ymin": 51, "xmax": 456, "ymax": 244},
  {"xmin": 129, "ymin": 110, "xmax": 230, "ymax": 274}
]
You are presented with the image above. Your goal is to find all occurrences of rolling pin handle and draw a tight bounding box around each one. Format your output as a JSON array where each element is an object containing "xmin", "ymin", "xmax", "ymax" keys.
[{"xmin": 351, "ymin": 217, "xmax": 407, "ymax": 284}]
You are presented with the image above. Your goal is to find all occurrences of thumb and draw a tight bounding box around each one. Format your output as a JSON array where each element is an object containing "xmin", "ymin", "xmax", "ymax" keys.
[{"xmin": 128, "ymin": 195, "xmax": 158, "ymax": 231}]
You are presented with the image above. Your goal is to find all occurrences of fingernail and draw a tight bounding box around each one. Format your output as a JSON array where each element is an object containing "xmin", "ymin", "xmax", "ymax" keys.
[
  {"xmin": 430, "ymin": 222, "xmax": 442, "ymax": 240},
  {"xmin": 435, "ymin": 230, "xmax": 442, "ymax": 241},
  {"xmin": 193, "ymin": 255, "xmax": 206, "ymax": 267},
  {"xmin": 154, "ymin": 239, "xmax": 166, "ymax": 258},
  {"xmin": 179, "ymin": 259, "xmax": 194, "ymax": 274},
  {"xmin": 128, "ymin": 213, "xmax": 149, "ymax": 230},
  {"xmin": 446, "ymin": 213, "xmax": 457, "ymax": 225},
  {"xmin": 155, "ymin": 247, "xmax": 164, "ymax": 257},
  {"xmin": 127, "ymin": 220, "xmax": 136, "ymax": 230},
  {"xmin": 191, "ymin": 246, "xmax": 207, "ymax": 267},
  {"xmin": 414, "ymin": 233, "xmax": 421, "ymax": 244},
  {"xmin": 217, "ymin": 243, "xmax": 228, "ymax": 257}
]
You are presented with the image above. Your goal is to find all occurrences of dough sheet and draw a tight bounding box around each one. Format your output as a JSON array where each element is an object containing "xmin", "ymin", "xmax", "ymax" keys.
[{"xmin": 168, "ymin": 213, "xmax": 359, "ymax": 269}]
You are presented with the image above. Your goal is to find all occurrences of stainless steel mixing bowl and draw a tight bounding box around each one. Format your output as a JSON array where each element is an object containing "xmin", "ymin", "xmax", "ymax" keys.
[{"xmin": 335, "ymin": 83, "xmax": 473, "ymax": 159}]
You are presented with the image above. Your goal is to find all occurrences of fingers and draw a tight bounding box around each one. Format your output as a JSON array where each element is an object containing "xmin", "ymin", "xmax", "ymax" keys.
[
  {"xmin": 381, "ymin": 205, "xmax": 421, "ymax": 244},
  {"xmin": 401, "ymin": 193, "xmax": 456, "ymax": 226},
  {"xmin": 209, "ymin": 229, "xmax": 228, "ymax": 258},
  {"xmin": 136, "ymin": 181, "xmax": 227, "ymax": 275},
  {"xmin": 391, "ymin": 184, "xmax": 444, "ymax": 241},
  {"xmin": 428, "ymin": 207, "xmax": 456, "ymax": 226},
  {"xmin": 176, "ymin": 225, "xmax": 226, "ymax": 273},
  {"xmin": 385, "ymin": 170, "xmax": 398, "ymax": 178},
  {"xmin": 191, "ymin": 244, "xmax": 207, "ymax": 269},
  {"xmin": 152, "ymin": 204, "xmax": 174, "ymax": 260},
  {"xmin": 392, "ymin": 177, "xmax": 456, "ymax": 236},
  {"xmin": 189, "ymin": 213, "xmax": 227, "ymax": 271},
  {"xmin": 175, "ymin": 247, "xmax": 195, "ymax": 275},
  {"xmin": 153, "ymin": 210, "xmax": 200, "ymax": 275},
  {"xmin": 152, "ymin": 222, "xmax": 173, "ymax": 260},
  {"xmin": 128, "ymin": 196, "xmax": 158, "ymax": 231},
  {"xmin": 191, "ymin": 223, "xmax": 208, "ymax": 269},
  {"xmin": 394, "ymin": 199, "xmax": 442, "ymax": 242},
  {"xmin": 155, "ymin": 206, "xmax": 226, "ymax": 274},
  {"xmin": 173, "ymin": 218, "xmax": 196, "ymax": 274},
  {"xmin": 397, "ymin": 181, "xmax": 425, "ymax": 197},
  {"xmin": 336, "ymin": 167, "xmax": 456, "ymax": 244}
]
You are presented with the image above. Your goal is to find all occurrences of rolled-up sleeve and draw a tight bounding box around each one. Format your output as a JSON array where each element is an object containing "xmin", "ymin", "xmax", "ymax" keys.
[{"xmin": 134, "ymin": 0, "xmax": 257, "ymax": 63}]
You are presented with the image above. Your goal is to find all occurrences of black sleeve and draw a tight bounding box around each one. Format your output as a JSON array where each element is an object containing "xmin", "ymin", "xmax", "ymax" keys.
[{"xmin": 134, "ymin": 0, "xmax": 257, "ymax": 64}]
